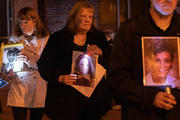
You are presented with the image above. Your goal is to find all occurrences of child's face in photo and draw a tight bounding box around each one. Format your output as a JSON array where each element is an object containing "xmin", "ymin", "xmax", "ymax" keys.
[
  {"xmin": 7, "ymin": 52, "xmax": 17, "ymax": 63},
  {"xmin": 152, "ymin": 51, "xmax": 172, "ymax": 79}
]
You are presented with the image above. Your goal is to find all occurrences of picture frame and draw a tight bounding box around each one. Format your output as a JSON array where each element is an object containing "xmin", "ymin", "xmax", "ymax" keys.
[
  {"xmin": 71, "ymin": 51, "xmax": 97, "ymax": 87},
  {"xmin": 142, "ymin": 36, "xmax": 180, "ymax": 87},
  {"xmin": 0, "ymin": 43, "xmax": 24, "ymax": 73}
]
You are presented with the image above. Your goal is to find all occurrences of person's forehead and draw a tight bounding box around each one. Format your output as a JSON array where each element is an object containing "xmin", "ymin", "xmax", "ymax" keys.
[
  {"xmin": 79, "ymin": 7, "xmax": 94, "ymax": 14},
  {"xmin": 19, "ymin": 19, "xmax": 33, "ymax": 23},
  {"xmin": 155, "ymin": 51, "xmax": 171, "ymax": 57},
  {"xmin": 8, "ymin": 52, "xmax": 16, "ymax": 55}
]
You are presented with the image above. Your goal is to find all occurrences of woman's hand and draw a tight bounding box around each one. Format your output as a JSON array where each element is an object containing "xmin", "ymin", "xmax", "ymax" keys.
[
  {"xmin": 153, "ymin": 91, "xmax": 176, "ymax": 110},
  {"xmin": 17, "ymin": 53, "xmax": 29, "ymax": 62},
  {"xmin": 87, "ymin": 44, "xmax": 102, "ymax": 56},
  {"xmin": 0, "ymin": 69, "xmax": 15, "ymax": 81},
  {"xmin": 58, "ymin": 74, "xmax": 77, "ymax": 85}
]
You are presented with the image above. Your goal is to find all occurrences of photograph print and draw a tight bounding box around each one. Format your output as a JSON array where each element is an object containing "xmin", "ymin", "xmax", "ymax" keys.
[
  {"xmin": 1, "ymin": 43, "xmax": 24, "ymax": 73},
  {"xmin": 142, "ymin": 36, "xmax": 180, "ymax": 87},
  {"xmin": 71, "ymin": 51, "xmax": 97, "ymax": 87}
]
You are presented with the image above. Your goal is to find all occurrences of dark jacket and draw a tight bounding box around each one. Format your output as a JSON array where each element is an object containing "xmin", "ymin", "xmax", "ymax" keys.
[
  {"xmin": 109, "ymin": 9, "xmax": 180, "ymax": 120},
  {"xmin": 38, "ymin": 28, "xmax": 112, "ymax": 120}
]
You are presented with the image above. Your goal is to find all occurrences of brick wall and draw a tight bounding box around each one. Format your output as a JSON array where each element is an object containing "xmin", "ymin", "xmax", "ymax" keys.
[
  {"xmin": 13, "ymin": 0, "xmax": 37, "ymax": 23},
  {"xmin": 12, "ymin": 0, "xmax": 117, "ymax": 33},
  {"xmin": 99, "ymin": 0, "xmax": 117, "ymax": 32},
  {"xmin": 46, "ymin": 0, "xmax": 99, "ymax": 33},
  {"xmin": 0, "ymin": 0, "xmax": 8, "ymax": 43},
  {"xmin": 2, "ymin": 0, "xmax": 149, "ymax": 37},
  {"xmin": 0, "ymin": 0, "xmax": 38, "ymax": 43}
]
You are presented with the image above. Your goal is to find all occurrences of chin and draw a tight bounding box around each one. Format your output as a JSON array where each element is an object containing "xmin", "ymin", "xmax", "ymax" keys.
[
  {"xmin": 22, "ymin": 31, "xmax": 28, "ymax": 34},
  {"xmin": 155, "ymin": 5, "xmax": 174, "ymax": 16},
  {"xmin": 161, "ymin": 12, "xmax": 173, "ymax": 16},
  {"xmin": 158, "ymin": 74, "xmax": 167, "ymax": 78},
  {"xmin": 160, "ymin": 8, "xmax": 174, "ymax": 15},
  {"xmin": 84, "ymin": 28, "xmax": 91, "ymax": 32},
  {"xmin": 82, "ymin": 26, "xmax": 91, "ymax": 30}
]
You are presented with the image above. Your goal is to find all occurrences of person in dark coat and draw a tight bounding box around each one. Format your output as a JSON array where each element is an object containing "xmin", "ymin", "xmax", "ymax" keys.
[
  {"xmin": 37, "ymin": 1, "xmax": 112, "ymax": 120},
  {"xmin": 108, "ymin": 0, "xmax": 180, "ymax": 120}
]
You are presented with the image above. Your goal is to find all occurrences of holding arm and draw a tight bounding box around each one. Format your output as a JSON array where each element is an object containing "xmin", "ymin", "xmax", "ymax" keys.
[{"xmin": 37, "ymin": 33, "xmax": 63, "ymax": 85}]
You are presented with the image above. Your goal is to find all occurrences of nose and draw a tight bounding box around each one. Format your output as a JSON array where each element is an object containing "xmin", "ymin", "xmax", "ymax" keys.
[
  {"xmin": 85, "ymin": 18, "xmax": 89, "ymax": 23},
  {"xmin": 160, "ymin": 61, "xmax": 165, "ymax": 68},
  {"xmin": 85, "ymin": 16, "xmax": 91, "ymax": 22}
]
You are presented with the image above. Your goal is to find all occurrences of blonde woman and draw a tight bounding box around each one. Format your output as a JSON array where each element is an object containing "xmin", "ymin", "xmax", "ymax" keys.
[{"xmin": 38, "ymin": 1, "xmax": 112, "ymax": 120}]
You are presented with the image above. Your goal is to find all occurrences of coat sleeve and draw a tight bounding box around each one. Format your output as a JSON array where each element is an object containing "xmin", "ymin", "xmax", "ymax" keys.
[
  {"xmin": 94, "ymin": 31, "xmax": 111, "ymax": 70},
  {"xmin": 37, "ymin": 32, "xmax": 62, "ymax": 85},
  {"xmin": 108, "ymin": 21, "xmax": 158, "ymax": 110}
]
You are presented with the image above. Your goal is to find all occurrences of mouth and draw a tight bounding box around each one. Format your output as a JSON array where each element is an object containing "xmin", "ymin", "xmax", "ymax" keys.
[
  {"xmin": 162, "ymin": 2, "xmax": 172, "ymax": 8},
  {"xmin": 159, "ymin": 68, "xmax": 168, "ymax": 74},
  {"xmin": 83, "ymin": 24, "xmax": 90, "ymax": 26}
]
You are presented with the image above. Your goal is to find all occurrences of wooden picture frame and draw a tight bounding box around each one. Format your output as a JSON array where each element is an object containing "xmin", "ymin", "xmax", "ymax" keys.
[{"xmin": 142, "ymin": 36, "xmax": 180, "ymax": 87}]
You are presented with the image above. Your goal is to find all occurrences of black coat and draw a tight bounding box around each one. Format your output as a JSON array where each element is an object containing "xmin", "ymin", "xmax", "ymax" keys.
[
  {"xmin": 109, "ymin": 9, "xmax": 180, "ymax": 120},
  {"xmin": 38, "ymin": 28, "xmax": 112, "ymax": 120}
]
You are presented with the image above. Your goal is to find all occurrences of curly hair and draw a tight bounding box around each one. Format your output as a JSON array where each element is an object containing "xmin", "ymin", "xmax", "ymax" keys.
[{"xmin": 151, "ymin": 39, "xmax": 175, "ymax": 62}]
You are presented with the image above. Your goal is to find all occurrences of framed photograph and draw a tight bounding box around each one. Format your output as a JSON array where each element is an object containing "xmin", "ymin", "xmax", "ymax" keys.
[
  {"xmin": 0, "ymin": 43, "xmax": 24, "ymax": 73},
  {"xmin": 142, "ymin": 37, "xmax": 180, "ymax": 87},
  {"xmin": 71, "ymin": 51, "xmax": 97, "ymax": 87}
]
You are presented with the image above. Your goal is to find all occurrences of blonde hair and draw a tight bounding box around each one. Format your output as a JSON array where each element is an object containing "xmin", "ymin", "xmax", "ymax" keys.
[
  {"xmin": 65, "ymin": 1, "xmax": 96, "ymax": 33},
  {"xmin": 14, "ymin": 7, "xmax": 49, "ymax": 38}
]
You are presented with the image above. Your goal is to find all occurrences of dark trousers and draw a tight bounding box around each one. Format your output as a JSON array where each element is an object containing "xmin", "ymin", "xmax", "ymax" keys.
[
  {"xmin": 12, "ymin": 107, "xmax": 44, "ymax": 120},
  {"xmin": 0, "ymin": 101, "xmax": 2, "ymax": 114}
]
